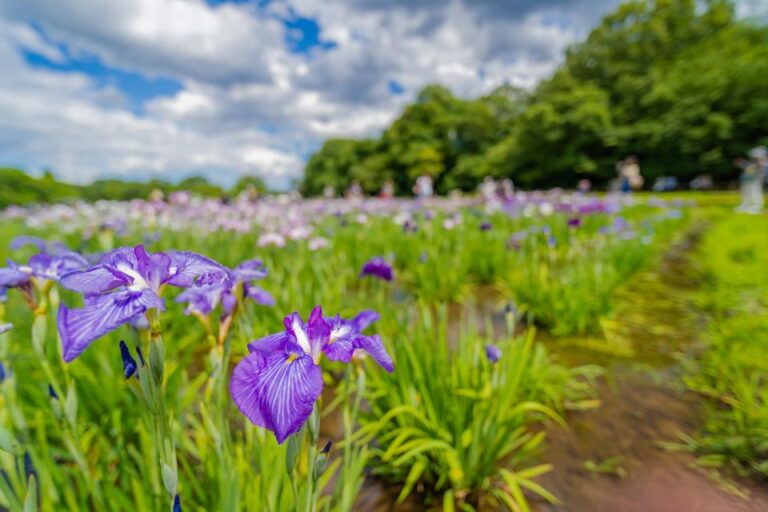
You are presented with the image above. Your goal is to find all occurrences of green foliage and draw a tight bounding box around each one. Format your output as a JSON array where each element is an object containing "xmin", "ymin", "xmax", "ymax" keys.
[
  {"xmin": 0, "ymin": 196, "xmax": 697, "ymax": 510},
  {"xmin": 0, "ymin": 168, "xmax": 265, "ymax": 208},
  {"xmin": 301, "ymin": 0, "xmax": 768, "ymax": 193},
  {"xmin": 231, "ymin": 175, "xmax": 268, "ymax": 196},
  {"xmin": 682, "ymin": 213, "xmax": 768, "ymax": 477},
  {"xmin": 0, "ymin": 168, "xmax": 80, "ymax": 207},
  {"xmin": 355, "ymin": 306, "xmax": 599, "ymax": 510}
]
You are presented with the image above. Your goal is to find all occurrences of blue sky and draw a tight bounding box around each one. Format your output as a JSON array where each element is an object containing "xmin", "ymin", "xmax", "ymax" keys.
[{"xmin": 0, "ymin": 0, "xmax": 764, "ymax": 189}]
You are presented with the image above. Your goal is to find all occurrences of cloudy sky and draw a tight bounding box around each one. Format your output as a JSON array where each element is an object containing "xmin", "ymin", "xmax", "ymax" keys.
[{"xmin": 0, "ymin": 0, "xmax": 765, "ymax": 189}]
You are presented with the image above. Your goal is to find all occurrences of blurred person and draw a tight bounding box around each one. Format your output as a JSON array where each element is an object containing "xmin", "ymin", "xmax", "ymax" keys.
[
  {"xmin": 500, "ymin": 178, "xmax": 515, "ymax": 199},
  {"xmin": 380, "ymin": 178, "xmax": 395, "ymax": 199},
  {"xmin": 149, "ymin": 188, "xmax": 164, "ymax": 202},
  {"xmin": 479, "ymin": 176, "xmax": 497, "ymax": 202},
  {"xmin": 615, "ymin": 159, "xmax": 630, "ymax": 193},
  {"xmin": 689, "ymin": 175, "xmax": 713, "ymax": 190},
  {"xmin": 624, "ymin": 156, "xmax": 644, "ymax": 191},
  {"xmin": 577, "ymin": 178, "xmax": 591, "ymax": 193},
  {"xmin": 346, "ymin": 180, "xmax": 363, "ymax": 200},
  {"xmin": 413, "ymin": 174, "xmax": 434, "ymax": 199},
  {"xmin": 322, "ymin": 185, "xmax": 336, "ymax": 198},
  {"xmin": 737, "ymin": 147, "xmax": 767, "ymax": 213},
  {"xmin": 652, "ymin": 176, "xmax": 678, "ymax": 192}
]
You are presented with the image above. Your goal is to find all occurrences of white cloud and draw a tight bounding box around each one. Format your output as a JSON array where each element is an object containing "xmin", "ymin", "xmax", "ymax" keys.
[{"xmin": 2, "ymin": 0, "xmax": 754, "ymax": 189}]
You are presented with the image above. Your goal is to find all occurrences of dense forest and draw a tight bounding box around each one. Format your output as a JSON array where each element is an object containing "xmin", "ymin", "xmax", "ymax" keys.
[
  {"xmin": 301, "ymin": 0, "xmax": 768, "ymax": 196},
  {"xmin": 0, "ymin": 168, "xmax": 266, "ymax": 209}
]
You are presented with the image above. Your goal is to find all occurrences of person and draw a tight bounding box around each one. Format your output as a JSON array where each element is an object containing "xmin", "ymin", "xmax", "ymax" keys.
[
  {"xmin": 380, "ymin": 178, "xmax": 395, "ymax": 199},
  {"xmin": 615, "ymin": 159, "xmax": 630, "ymax": 193},
  {"xmin": 737, "ymin": 147, "xmax": 767, "ymax": 213},
  {"xmin": 346, "ymin": 180, "xmax": 363, "ymax": 200},
  {"xmin": 413, "ymin": 174, "xmax": 433, "ymax": 199},
  {"xmin": 479, "ymin": 176, "xmax": 497, "ymax": 202},
  {"xmin": 500, "ymin": 178, "xmax": 515, "ymax": 200},
  {"xmin": 577, "ymin": 179, "xmax": 591, "ymax": 193},
  {"xmin": 623, "ymin": 156, "xmax": 644, "ymax": 191},
  {"xmin": 322, "ymin": 185, "xmax": 336, "ymax": 199}
]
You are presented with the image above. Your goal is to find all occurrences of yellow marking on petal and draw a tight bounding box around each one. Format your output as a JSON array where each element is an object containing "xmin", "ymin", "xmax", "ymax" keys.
[{"xmin": 285, "ymin": 353, "xmax": 299, "ymax": 365}]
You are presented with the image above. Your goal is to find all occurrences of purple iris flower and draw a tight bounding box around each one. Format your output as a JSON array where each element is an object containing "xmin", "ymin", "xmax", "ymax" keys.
[
  {"xmin": 360, "ymin": 257, "xmax": 393, "ymax": 282},
  {"xmin": 57, "ymin": 245, "xmax": 231, "ymax": 362},
  {"xmin": 0, "ymin": 251, "xmax": 87, "ymax": 290},
  {"xmin": 485, "ymin": 344, "xmax": 502, "ymax": 364},
  {"xmin": 175, "ymin": 258, "xmax": 274, "ymax": 317},
  {"xmin": 230, "ymin": 306, "xmax": 393, "ymax": 443},
  {"xmin": 567, "ymin": 217, "xmax": 582, "ymax": 228},
  {"xmin": 480, "ymin": 221, "xmax": 492, "ymax": 231}
]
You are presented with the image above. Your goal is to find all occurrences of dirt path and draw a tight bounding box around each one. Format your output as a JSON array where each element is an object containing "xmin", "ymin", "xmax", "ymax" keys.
[{"xmin": 535, "ymin": 224, "xmax": 768, "ymax": 512}]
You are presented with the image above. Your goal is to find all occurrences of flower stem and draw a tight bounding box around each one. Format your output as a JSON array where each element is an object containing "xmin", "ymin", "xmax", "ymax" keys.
[{"xmin": 140, "ymin": 310, "xmax": 178, "ymax": 511}]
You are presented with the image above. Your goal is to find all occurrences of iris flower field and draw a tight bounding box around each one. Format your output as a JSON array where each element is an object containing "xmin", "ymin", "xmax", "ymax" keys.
[{"xmin": 0, "ymin": 191, "xmax": 766, "ymax": 511}]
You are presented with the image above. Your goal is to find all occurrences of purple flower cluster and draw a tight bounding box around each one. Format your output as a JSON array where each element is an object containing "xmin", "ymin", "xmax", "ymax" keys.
[
  {"xmin": 175, "ymin": 258, "xmax": 274, "ymax": 318},
  {"xmin": 57, "ymin": 245, "xmax": 230, "ymax": 362},
  {"xmin": 231, "ymin": 306, "xmax": 393, "ymax": 443},
  {"xmin": 0, "ymin": 245, "xmax": 87, "ymax": 291}
]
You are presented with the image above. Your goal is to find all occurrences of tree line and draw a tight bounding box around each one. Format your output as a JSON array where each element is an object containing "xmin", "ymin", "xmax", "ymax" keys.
[
  {"xmin": 301, "ymin": 0, "xmax": 768, "ymax": 196},
  {"xmin": 0, "ymin": 168, "xmax": 266, "ymax": 209}
]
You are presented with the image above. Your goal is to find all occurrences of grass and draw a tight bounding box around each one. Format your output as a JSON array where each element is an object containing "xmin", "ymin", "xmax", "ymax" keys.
[
  {"xmin": 0, "ymin": 194, "xmax": 697, "ymax": 510},
  {"xmin": 681, "ymin": 212, "xmax": 768, "ymax": 478}
]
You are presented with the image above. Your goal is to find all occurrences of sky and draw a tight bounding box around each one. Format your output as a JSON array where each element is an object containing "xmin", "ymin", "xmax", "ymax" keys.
[{"xmin": 0, "ymin": 0, "xmax": 765, "ymax": 190}]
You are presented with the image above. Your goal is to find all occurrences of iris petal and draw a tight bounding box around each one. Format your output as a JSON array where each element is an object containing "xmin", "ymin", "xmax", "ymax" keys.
[
  {"xmin": 58, "ymin": 290, "xmax": 164, "ymax": 362},
  {"xmin": 59, "ymin": 266, "xmax": 131, "ymax": 294},
  {"xmin": 351, "ymin": 310, "xmax": 380, "ymax": 332},
  {"xmin": 165, "ymin": 251, "xmax": 232, "ymax": 288},
  {"xmin": 0, "ymin": 268, "xmax": 29, "ymax": 288},
  {"xmin": 247, "ymin": 332, "xmax": 290, "ymax": 354},
  {"xmin": 230, "ymin": 346, "xmax": 323, "ymax": 443},
  {"xmin": 323, "ymin": 334, "xmax": 394, "ymax": 372},
  {"xmin": 244, "ymin": 284, "xmax": 275, "ymax": 306},
  {"xmin": 356, "ymin": 334, "xmax": 394, "ymax": 372}
]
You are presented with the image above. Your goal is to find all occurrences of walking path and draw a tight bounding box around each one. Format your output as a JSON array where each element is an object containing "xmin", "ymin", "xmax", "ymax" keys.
[{"xmin": 537, "ymin": 223, "xmax": 768, "ymax": 512}]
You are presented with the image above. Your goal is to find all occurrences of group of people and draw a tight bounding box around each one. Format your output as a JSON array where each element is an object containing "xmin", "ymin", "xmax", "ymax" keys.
[{"xmin": 323, "ymin": 148, "xmax": 768, "ymax": 212}]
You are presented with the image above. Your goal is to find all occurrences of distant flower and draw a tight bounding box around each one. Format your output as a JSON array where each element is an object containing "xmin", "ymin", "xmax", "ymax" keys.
[
  {"xmin": 480, "ymin": 221, "xmax": 492, "ymax": 231},
  {"xmin": 485, "ymin": 344, "xmax": 502, "ymax": 364},
  {"xmin": 539, "ymin": 203, "xmax": 555, "ymax": 216},
  {"xmin": 257, "ymin": 233, "xmax": 286, "ymax": 248},
  {"xmin": 0, "ymin": 362, "xmax": 5, "ymax": 383},
  {"xmin": 231, "ymin": 306, "xmax": 393, "ymax": 443},
  {"xmin": 175, "ymin": 258, "xmax": 274, "ymax": 317},
  {"xmin": 403, "ymin": 219, "xmax": 419, "ymax": 233},
  {"xmin": 0, "ymin": 323, "xmax": 12, "ymax": 334},
  {"xmin": 308, "ymin": 237, "xmax": 329, "ymax": 251},
  {"xmin": 567, "ymin": 217, "xmax": 582, "ymax": 228},
  {"xmin": 57, "ymin": 245, "xmax": 230, "ymax": 362},
  {"xmin": 360, "ymin": 257, "xmax": 393, "ymax": 282},
  {"xmin": 286, "ymin": 226, "xmax": 311, "ymax": 241},
  {"xmin": 0, "ymin": 250, "xmax": 87, "ymax": 290}
]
